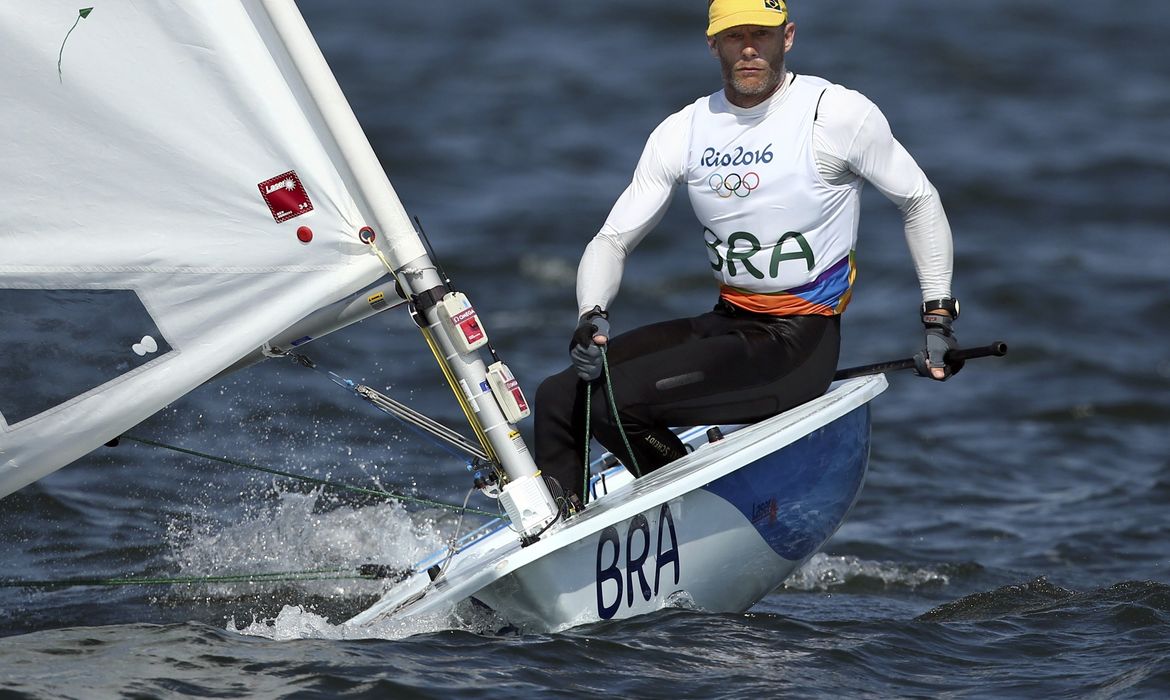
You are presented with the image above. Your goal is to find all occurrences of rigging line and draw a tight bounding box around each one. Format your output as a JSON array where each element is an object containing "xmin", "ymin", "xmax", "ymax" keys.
[
  {"xmin": 578, "ymin": 348, "xmax": 640, "ymax": 503},
  {"xmin": 360, "ymin": 225, "xmax": 498, "ymax": 464},
  {"xmin": 284, "ymin": 351, "xmax": 487, "ymax": 463},
  {"xmin": 406, "ymin": 517, "xmax": 508, "ymax": 576},
  {"xmin": 387, "ymin": 489, "xmax": 488, "ymax": 605},
  {"xmin": 118, "ymin": 435, "xmax": 501, "ymax": 519},
  {"xmin": 418, "ymin": 323, "xmax": 500, "ymax": 463},
  {"xmin": 434, "ymin": 488, "xmax": 475, "ymax": 578},
  {"xmin": 362, "ymin": 226, "xmax": 495, "ymax": 457},
  {"xmin": 583, "ymin": 387, "xmax": 593, "ymax": 504},
  {"xmin": 356, "ymin": 386, "xmax": 489, "ymax": 461},
  {"xmin": 363, "ymin": 230, "xmax": 406, "ymax": 289},
  {"xmin": 601, "ymin": 347, "xmax": 642, "ymax": 477},
  {"xmin": 413, "ymin": 216, "xmax": 454, "ymax": 293},
  {"xmin": 0, "ymin": 567, "xmax": 392, "ymax": 590}
]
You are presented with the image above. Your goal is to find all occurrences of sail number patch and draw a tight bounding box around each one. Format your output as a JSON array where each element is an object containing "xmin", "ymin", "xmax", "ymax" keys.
[
  {"xmin": 258, "ymin": 170, "xmax": 314, "ymax": 223},
  {"xmin": 595, "ymin": 502, "xmax": 680, "ymax": 619}
]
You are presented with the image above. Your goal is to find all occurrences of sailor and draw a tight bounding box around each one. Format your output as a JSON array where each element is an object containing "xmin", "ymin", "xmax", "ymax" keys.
[{"xmin": 534, "ymin": 0, "xmax": 960, "ymax": 504}]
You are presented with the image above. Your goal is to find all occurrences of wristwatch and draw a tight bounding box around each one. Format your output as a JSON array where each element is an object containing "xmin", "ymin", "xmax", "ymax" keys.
[{"xmin": 921, "ymin": 297, "xmax": 959, "ymax": 319}]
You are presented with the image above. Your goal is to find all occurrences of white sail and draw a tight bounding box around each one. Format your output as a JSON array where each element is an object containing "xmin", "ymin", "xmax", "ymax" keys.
[{"xmin": 0, "ymin": 1, "xmax": 425, "ymax": 497}]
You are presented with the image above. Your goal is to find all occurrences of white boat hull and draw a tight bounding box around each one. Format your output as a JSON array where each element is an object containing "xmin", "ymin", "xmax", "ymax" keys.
[
  {"xmin": 472, "ymin": 489, "xmax": 795, "ymax": 628},
  {"xmin": 348, "ymin": 374, "xmax": 887, "ymax": 632}
]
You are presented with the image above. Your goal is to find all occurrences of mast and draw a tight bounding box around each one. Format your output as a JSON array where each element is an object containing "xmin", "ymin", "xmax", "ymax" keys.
[{"xmin": 259, "ymin": 1, "xmax": 559, "ymax": 539}]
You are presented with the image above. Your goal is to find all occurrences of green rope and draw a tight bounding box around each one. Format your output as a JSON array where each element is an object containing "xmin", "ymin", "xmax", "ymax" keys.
[
  {"xmin": 580, "ymin": 347, "xmax": 642, "ymax": 502},
  {"xmin": 120, "ymin": 435, "xmax": 500, "ymax": 519},
  {"xmin": 600, "ymin": 348, "xmax": 642, "ymax": 477},
  {"xmin": 0, "ymin": 567, "xmax": 387, "ymax": 590},
  {"xmin": 583, "ymin": 388, "xmax": 592, "ymax": 502}
]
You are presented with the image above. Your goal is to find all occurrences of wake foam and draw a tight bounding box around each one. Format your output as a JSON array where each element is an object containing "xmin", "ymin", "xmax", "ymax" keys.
[{"xmin": 782, "ymin": 553, "xmax": 963, "ymax": 592}]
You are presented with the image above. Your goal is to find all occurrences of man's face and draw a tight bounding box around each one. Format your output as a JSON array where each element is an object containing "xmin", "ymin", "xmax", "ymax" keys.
[{"xmin": 708, "ymin": 23, "xmax": 796, "ymax": 107}]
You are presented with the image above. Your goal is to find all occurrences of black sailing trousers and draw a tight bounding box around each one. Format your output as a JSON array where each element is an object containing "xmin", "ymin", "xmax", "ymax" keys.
[{"xmin": 534, "ymin": 301, "xmax": 841, "ymax": 500}]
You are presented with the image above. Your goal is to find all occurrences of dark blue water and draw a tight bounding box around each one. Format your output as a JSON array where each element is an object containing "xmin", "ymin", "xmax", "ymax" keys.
[{"xmin": 4, "ymin": 0, "xmax": 1170, "ymax": 697}]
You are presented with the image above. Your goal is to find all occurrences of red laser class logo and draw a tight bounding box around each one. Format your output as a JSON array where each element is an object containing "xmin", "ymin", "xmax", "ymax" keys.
[{"xmin": 258, "ymin": 171, "xmax": 313, "ymax": 223}]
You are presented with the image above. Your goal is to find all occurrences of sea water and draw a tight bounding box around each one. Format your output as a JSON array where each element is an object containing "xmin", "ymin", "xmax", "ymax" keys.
[{"xmin": 3, "ymin": 0, "xmax": 1169, "ymax": 697}]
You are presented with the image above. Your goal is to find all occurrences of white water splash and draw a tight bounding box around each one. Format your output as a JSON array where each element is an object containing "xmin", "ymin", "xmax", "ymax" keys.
[
  {"xmin": 227, "ymin": 604, "xmax": 445, "ymax": 641},
  {"xmin": 165, "ymin": 487, "xmax": 459, "ymax": 598},
  {"xmin": 228, "ymin": 598, "xmax": 507, "ymax": 641},
  {"xmin": 164, "ymin": 485, "xmax": 511, "ymax": 639},
  {"xmin": 783, "ymin": 553, "xmax": 951, "ymax": 591}
]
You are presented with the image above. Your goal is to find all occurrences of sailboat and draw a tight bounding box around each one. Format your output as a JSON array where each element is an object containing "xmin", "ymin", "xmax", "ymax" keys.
[{"xmin": 1, "ymin": 2, "xmax": 998, "ymax": 634}]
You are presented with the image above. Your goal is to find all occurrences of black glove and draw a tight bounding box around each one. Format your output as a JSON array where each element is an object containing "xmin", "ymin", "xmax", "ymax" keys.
[
  {"xmin": 915, "ymin": 314, "xmax": 963, "ymax": 380},
  {"xmin": 569, "ymin": 307, "xmax": 610, "ymax": 381}
]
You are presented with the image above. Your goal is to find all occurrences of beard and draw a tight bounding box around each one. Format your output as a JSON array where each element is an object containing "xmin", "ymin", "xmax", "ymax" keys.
[{"xmin": 730, "ymin": 66, "xmax": 782, "ymax": 98}]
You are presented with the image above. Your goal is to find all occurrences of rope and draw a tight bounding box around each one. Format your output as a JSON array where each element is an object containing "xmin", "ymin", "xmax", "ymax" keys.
[
  {"xmin": 583, "ymin": 387, "xmax": 592, "ymax": 503},
  {"xmin": 119, "ymin": 435, "xmax": 500, "ymax": 519},
  {"xmin": 426, "ymin": 488, "xmax": 475, "ymax": 584},
  {"xmin": 600, "ymin": 347, "xmax": 642, "ymax": 477},
  {"xmin": 0, "ymin": 566, "xmax": 398, "ymax": 590},
  {"xmin": 580, "ymin": 346, "xmax": 642, "ymax": 502}
]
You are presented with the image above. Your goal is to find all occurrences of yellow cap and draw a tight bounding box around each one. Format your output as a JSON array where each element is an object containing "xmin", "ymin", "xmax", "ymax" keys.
[{"xmin": 706, "ymin": 0, "xmax": 788, "ymax": 38}]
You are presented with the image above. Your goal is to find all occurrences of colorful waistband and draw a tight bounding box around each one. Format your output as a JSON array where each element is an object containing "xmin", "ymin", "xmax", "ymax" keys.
[{"xmin": 719, "ymin": 254, "xmax": 855, "ymax": 316}]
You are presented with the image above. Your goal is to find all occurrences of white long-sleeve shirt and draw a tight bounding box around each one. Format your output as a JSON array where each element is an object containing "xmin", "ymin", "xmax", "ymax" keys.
[{"xmin": 577, "ymin": 71, "xmax": 953, "ymax": 317}]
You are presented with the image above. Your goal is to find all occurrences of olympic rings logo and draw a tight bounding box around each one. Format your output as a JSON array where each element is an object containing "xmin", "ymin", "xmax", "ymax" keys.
[{"xmin": 708, "ymin": 172, "xmax": 760, "ymax": 198}]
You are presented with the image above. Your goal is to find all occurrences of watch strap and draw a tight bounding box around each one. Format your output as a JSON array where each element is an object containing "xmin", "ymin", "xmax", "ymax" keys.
[{"xmin": 921, "ymin": 298, "xmax": 959, "ymax": 319}]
